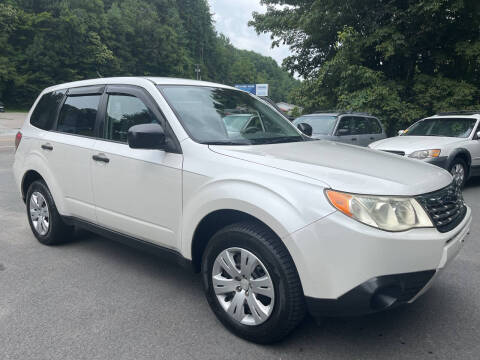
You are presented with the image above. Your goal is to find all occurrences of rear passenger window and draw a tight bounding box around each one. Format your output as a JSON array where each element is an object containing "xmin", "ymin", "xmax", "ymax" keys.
[
  {"xmin": 57, "ymin": 95, "xmax": 100, "ymax": 137},
  {"xmin": 104, "ymin": 95, "xmax": 157, "ymax": 143},
  {"xmin": 352, "ymin": 117, "xmax": 369, "ymax": 135},
  {"xmin": 368, "ymin": 118, "xmax": 383, "ymax": 134},
  {"xmin": 30, "ymin": 91, "xmax": 65, "ymax": 130}
]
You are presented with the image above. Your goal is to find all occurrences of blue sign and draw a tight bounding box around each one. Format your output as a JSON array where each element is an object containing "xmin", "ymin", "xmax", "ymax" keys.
[{"xmin": 234, "ymin": 84, "xmax": 256, "ymax": 94}]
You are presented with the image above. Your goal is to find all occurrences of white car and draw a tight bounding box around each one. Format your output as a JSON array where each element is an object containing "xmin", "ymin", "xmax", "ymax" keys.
[
  {"xmin": 13, "ymin": 78, "xmax": 472, "ymax": 343},
  {"xmin": 369, "ymin": 112, "xmax": 480, "ymax": 186}
]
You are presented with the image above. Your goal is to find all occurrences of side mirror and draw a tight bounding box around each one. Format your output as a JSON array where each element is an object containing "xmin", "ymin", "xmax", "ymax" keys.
[
  {"xmin": 297, "ymin": 123, "xmax": 313, "ymax": 136},
  {"xmin": 128, "ymin": 123, "xmax": 165, "ymax": 150},
  {"xmin": 477, "ymin": 131, "xmax": 480, "ymax": 139},
  {"xmin": 336, "ymin": 128, "xmax": 349, "ymax": 136},
  {"xmin": 398, "ymin": 130, "xmax": 405, "ymax": 136}
]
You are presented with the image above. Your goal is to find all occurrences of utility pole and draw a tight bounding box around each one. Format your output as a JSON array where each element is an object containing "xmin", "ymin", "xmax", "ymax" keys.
[{"xmin": 195, "ymin": 64, "xmax": 201, "ymax": 80}]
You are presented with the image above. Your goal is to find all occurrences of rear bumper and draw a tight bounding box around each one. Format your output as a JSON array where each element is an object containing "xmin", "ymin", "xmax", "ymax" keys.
[{"xmin": 306, "ymin": 270, "xmax": 435, "ymax": 317}]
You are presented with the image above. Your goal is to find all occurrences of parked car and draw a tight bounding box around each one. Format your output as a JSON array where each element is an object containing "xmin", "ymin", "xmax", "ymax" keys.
[
  {"xmin": 0, "ymin": 101, "xmax": 5, "ymax": 112},
  {"xmin": 369, "ymin": 111, "xmax": 480, "ymax": 187},
  {"xmin": 13, "ymin": 78, "xmax": 471, "ymax": 343},
  {"xmin": 293, "ymin": 111, "xmax": 386, "ymax": 146},
  {"xmin": 258, "ymin": 95, "xmax": 293, "ymax": 121}
]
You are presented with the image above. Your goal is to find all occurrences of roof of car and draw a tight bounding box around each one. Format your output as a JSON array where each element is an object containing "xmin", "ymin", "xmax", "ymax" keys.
[
  {"xmin": 42, "ymin": 76, "xmax": 236, "ymax": 94},
  {"xmin": 300, "ymin": 111, "xmax": 375, "ymax": 117}
]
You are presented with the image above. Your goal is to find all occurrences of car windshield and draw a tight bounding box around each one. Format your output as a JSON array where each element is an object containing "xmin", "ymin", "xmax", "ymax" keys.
[
  {"xmin": 293, "ymin": 115, "xmax": 337, "ymax": 135},
  {"xmin": 159, "ymin": 86, "xmax": 304, "ymax": 145},
  {"xmin": 405, "ymin": 117, "xmax": 477, "ymax": 138}
]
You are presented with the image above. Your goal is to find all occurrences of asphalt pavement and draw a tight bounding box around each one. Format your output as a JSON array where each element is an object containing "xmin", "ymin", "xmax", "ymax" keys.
[{"xmin": 0, "ymin": 115, "xmax": 479, "ymax": 359}]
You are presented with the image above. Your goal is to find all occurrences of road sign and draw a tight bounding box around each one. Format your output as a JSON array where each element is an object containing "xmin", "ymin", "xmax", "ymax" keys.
[
  {"xmin": 234, "ymin": 84, "xmax": 256, "ymax": 94},
  {"xmin": 255, "ymin": 84, "xmax": 269, "ymax": 96}
]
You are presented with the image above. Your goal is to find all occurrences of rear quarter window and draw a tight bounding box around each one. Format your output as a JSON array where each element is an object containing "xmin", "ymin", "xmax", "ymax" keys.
[{"xmin": 30, "ymin": 91, "xmax": 65, "ymax": 130}]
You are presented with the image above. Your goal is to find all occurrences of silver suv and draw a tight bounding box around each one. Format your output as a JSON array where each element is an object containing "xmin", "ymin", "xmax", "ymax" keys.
[
  {"xmin": 13, "ymin": 78, "xmax": 472, "ymax": 343},
  {"xmin": 369, "ymin": 112, "xmax": 480, "ymax": 186},
  {"xmin": 293, "ymin": 111, "xmax": 386, "ymax": 146}
]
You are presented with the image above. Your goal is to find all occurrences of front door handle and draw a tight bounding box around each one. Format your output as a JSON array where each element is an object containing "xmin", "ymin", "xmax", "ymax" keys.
[
  {"xmin": 370, "ymin": 137, "xmax": 375, "ymax": 140},
  {"xmin": 41, "ymin": 143, "xmax": 53, "ymax": 151},
  {"xmin": 92, "ymin": 154, "xmax": 110, "ymax": 163},
  {"xmin": 351, "ymin": 138, "xmax": 357, "ymax": 141}
]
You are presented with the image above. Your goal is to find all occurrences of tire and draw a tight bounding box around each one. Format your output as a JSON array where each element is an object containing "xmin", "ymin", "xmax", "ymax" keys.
[
  {"xmin": 449, "ymin": 158, "xmax": 468, "ymax": 188},
  {"xmin": 202, "ymin": 221, "xmax": 306, "ymax": 343},
  {"xmin": 26, "ymin": 180, "xmax": 73, "ymax": 245}
]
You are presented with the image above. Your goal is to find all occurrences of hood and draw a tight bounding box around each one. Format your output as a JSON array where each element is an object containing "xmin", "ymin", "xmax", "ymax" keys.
[
  {"xmin": 210, "ymin": 140, "xmax": 452, "ymax": 196},
  {"xmin": 369, "ymin": 136, "xmax": 464, "ymax": 154}
]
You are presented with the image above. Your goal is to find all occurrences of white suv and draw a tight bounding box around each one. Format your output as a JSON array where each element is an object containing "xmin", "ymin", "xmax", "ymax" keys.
[
  {"xmin": 13, "ymin": 78, "xmax": 472, "ymax": 343},
  {"xmin": 369, "ymin": 112, "xmax": 480, "ymax": 187}
]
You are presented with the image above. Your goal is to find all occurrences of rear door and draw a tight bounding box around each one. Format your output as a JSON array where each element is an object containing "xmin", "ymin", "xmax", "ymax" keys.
[
  {"xmin": 91, "ymin": 85, "xmax": 182, "ymax": 249},
  {"xmin": 366, "ymin": 117, "xmax": 386, "ymax": 144},
  {"xmin": 40, "ymin": 85, "xmax": 103, "ymax": 221}
]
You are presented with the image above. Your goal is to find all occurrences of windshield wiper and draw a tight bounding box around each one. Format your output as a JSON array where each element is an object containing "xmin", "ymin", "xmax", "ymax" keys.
[
  {"xmin": 203, "ymin": 141, "xmax": 249, "ymax": 145},
  {"xmin": 254, "ymin": 136, "xmax": 304, "ymax": 144}
]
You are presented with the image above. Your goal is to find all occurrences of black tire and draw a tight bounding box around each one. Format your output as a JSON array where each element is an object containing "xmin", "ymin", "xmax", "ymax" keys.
[
  {"xmin": 26, "ymin": 180, "xmax": 73, "ymax": 245},
  {"xmin": 449, "ymin": 158, "xmax": 468, "ymax": 188},
  {"xmin": 202, "ymin": 221, "xmax": 306, "ymax": 343}
]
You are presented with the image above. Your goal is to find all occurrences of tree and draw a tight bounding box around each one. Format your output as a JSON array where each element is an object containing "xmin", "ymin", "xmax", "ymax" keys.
[
  {"xmin": 251, "ymin": 0, "xmax": 480, "ymax": 134},
  {"xmin": 0, "ymin": 0, "xmax": 299, "ymax": 107}
]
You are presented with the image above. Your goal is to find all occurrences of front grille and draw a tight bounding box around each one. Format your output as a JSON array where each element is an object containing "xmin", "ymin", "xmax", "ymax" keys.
[
  {"xmin": 382, "ymin": 150, "xmax": 405, "ymax": 156},
  {"xmin": 416, "ymin": 182, "xmax": 466, "ymax": 233}
]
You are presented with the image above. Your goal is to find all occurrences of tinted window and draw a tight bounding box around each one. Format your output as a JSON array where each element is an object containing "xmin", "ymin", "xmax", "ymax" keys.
[
  {"xmin": 57, "ymin": 95, "xmax": 100, "ymax": 137},
  {"xmin": 105, "ymin": 95, "xmax": 157, "ymax": 142},
  {"xmin": 352, "ymin": 117, "xmax": 370, "ymax": 135},
  {"xmin": 293, "ymin": 115, "xmax": 337, "ymax": 135},
  {"xmin": 30, "ymin": 91, "xmax": 65, "ymax": 130},
  {"xmin": 405, "ymin": 118, "xmax": 477, "ymax": 138},
  {"xmin": 336, "ymin": 116, "xmax": 352, "ymax": 135},
  {"xmin": 159, "ymin": 86, "xmax": 302, "ymax": 145},
  {"xmin": 368, "ymin": 118, "xmax": 382, "ymax": 134}
]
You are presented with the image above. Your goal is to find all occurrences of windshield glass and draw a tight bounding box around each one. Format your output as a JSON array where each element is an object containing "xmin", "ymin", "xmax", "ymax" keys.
[
  {"xmin": 293, "ymin": 115, "xmax": 337, "ymax": 135},
  {"xmin": 159, "ymin": 86, "xmax": 303, "ymax": 145},
  {"xmin": 405, "ymin": 117, "xmax": 477, "ymax": 138}
]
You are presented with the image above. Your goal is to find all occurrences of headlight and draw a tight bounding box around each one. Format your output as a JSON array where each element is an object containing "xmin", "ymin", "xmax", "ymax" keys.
[
  {"xmin": 408, "ymin": 149, "xmax": 441, "ymax": 159},
  {"xmin": 326, "ymin": 190, "xmax": 433, "ymax": 231}
]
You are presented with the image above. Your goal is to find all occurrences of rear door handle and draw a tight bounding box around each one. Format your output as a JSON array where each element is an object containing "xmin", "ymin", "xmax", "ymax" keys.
[
  {"xmin": 370, "ymin": 137, "xmax": 375, "ymax": 140},
  {"xmin": 351, "ymin": 138, "xmax": 357, "ymax": 141},
  {"xmin": 92, "ymin": 154, "xmax": 110, "ymax": 163},
  {"xmin": 41, "ymin": 143, "xmax": 53, "ymax": 151}
]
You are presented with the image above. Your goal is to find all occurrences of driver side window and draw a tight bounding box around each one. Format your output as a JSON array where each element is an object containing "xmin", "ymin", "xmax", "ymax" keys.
[
  {"xmin": 104, "ymin": 94, "xmax": 158, "ymax": 143},
  {"xmin": 336, "ymin": 117, "xmax": 352, "ymax": 135}
]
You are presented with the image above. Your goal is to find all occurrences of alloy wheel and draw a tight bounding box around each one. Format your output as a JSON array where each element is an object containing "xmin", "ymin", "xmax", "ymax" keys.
[
  {"xmin": 29, "ymin": 191, "xmax": 50, "ymax": 236},
  {"xmin": 451, "ymin": 163, "xmax": 465, "ymax": 186}
]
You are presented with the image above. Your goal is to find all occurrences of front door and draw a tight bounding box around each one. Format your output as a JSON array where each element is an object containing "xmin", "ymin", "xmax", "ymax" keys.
[{"xmin": 91, "ymin": 85, "xmax": 182, "ymax": 249}]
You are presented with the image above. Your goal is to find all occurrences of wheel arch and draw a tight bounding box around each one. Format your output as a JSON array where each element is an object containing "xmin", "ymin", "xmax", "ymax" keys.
[
  {"xmin": 447, "ymin": 148, "xmax": 472, "ymax": 175},
  {"xmin": 21, "ymin": 170, "xmax": 44, "ymax": 202},
  {"xmin": 190, "ymin": 209, "xmax": 277, "ymax": 272}
]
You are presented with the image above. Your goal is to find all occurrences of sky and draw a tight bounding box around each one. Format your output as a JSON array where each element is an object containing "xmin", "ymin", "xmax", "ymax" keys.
[{"xmin": 207, "ymin": 0, "xmax": 291, "ymax": 66}]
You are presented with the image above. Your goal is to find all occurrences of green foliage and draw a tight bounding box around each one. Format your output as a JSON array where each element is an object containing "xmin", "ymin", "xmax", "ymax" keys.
[
  {"xmin": 251, "ymin": 0, "xmax": 480, "ymax": 135},
  {"xmin": 0, "ymin": 0, "xmax": 298, "ymax": 107}
]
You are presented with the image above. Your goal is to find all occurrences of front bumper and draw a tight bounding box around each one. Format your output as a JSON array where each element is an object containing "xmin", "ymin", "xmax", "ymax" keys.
[
  {"xmin": 424, "ymin": 156, "xmax": 448, "ymax": 169},
  {"xmin": 284, "ymin": 205, "xmax": 471, "ymax": 316}
]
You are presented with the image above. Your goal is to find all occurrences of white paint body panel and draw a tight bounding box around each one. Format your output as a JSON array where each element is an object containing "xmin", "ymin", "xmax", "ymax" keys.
[{"xmin": 12, "ymin": 77, "xmax": 472, "ymax": 301}]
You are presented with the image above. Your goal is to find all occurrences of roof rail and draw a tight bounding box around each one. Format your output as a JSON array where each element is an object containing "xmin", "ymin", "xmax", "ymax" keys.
[
  {"xmin": 313, "ymin": 110, "xmax": 371, "ymax": 116},
  {"xmin": 437, "ymin": 110, "xmax": 480, "ymax": 116}
]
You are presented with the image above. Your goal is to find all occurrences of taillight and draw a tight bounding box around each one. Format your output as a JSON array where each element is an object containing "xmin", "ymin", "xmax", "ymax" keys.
[{"xmin": 15, "ymin": 131, "xmax": 22, "ymax": 151}]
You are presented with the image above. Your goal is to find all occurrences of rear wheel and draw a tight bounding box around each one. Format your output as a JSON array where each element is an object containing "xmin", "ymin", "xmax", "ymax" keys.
[
  {"xmin": 449, "ymin": 158, "xmax": 468, "ymax": 188},
  {"xmin": 26, "ymin": 180, "xmax": 73, "ymax": 245},
  {"xmin": 202, "ymin": 221, "xmax": 306, "ymax": 343}
]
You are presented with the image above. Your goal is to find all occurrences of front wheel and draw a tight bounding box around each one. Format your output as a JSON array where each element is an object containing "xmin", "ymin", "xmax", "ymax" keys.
[
  {"xmin": 449, "ymin": 158, "xmax": 468, "ymax": 188},
  {"xmin": 202, "ymin": 221, "xmax": 306, "ymax": 343}
]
